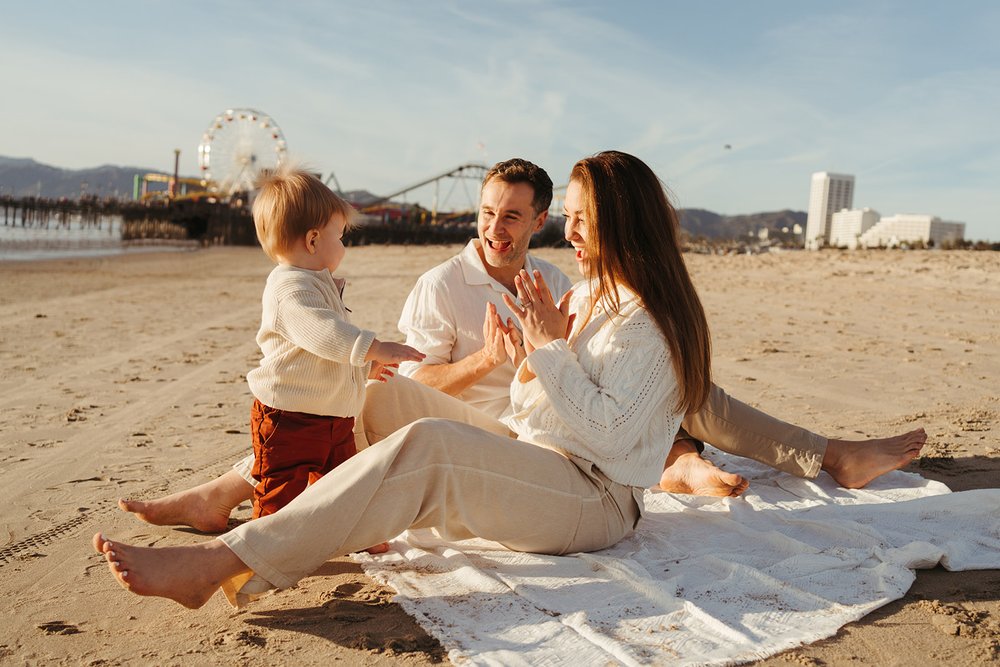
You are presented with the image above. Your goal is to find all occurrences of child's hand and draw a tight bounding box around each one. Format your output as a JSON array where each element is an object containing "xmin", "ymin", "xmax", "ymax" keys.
[
  {"xmin": 368, "ymin": 361, "xmax": 399, "ymax": 382},
  {"xmin": 366, "ymin": 339, "xmax": 425, "ymax": 366}
]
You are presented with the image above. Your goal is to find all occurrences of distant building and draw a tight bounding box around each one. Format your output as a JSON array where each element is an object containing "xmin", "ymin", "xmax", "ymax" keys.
[
  {"xmin": 830, "ymin": 208, "xmax": 880, "ymax": 249},
  {"xmin": 858, "ymin": 214, "xmax": 965, "ymax": 248},
  {"xmin": 805, "ymin": 172, "xmax": 854, "ymax": 250}
]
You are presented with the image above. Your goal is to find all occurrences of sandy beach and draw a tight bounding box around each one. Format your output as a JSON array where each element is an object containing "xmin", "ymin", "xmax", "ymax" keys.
[{"xmin": 1, "ymin": 245, "xmax": 997, "ymax": 665}]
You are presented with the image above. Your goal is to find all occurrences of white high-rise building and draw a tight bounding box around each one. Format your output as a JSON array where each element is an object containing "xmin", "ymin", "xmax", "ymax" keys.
[
  {"xmin": 804, "ymin": 172, "xmax": 855, "ymax": 250},
  {"xmin": 830, "ymin": 208, "xmax": 880, "ymax": 249},
  {"xmin": 857, "ymin": 214, "xmax": 965, "ymax": 248}
]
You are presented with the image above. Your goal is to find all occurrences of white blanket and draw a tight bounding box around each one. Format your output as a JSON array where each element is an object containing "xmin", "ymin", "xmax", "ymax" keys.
[{"xmin": 354, "ymin": 450, "xmax": 1000, "ymax": 666}]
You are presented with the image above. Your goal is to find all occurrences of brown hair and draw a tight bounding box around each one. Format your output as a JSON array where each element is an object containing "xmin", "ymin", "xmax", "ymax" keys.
[
  {"xmin": 252, "ymin": 166, "xmax": 355, "ymax": 261},
  {"xmin": 482, "ymin": 158, "xmax": 553, "ymax": 214},
  {"xmin": 569, "ymin": 151, "xmax": 711, "ymax": 413}
]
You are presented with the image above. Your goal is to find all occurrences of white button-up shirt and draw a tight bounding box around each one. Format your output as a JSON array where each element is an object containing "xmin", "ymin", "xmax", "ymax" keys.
[{"xmin": 398, "ymin": 239, "xmax": 573, "ymax": 419}]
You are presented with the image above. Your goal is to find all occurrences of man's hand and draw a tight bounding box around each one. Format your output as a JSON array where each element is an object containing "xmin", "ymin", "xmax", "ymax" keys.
[{"xmin": 479, "ymin": 302, "xmax": 508, "ymax": 371}]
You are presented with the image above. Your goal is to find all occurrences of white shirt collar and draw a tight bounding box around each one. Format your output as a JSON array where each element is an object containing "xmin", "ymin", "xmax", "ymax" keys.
[{"xmin": 460, "ymin": 239, "xmax": 540, "ymax": 294}]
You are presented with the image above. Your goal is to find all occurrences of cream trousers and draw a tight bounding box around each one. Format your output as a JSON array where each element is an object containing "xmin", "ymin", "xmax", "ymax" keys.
[
  {"xmin": 219, "ymin": 376, "xmax": 641, "ymax": 599},
  {"xmin": 233, "ymin": 379, "xmax": 827, "ymax": 485}
]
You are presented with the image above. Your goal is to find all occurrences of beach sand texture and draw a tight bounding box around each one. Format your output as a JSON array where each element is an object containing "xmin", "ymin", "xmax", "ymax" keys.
[{"xmin": 1, "ymin": 245, "xmax": 997, "ymax": 665}]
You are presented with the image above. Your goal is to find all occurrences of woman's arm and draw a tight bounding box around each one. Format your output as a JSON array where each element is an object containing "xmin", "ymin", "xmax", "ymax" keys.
[{"xmin": 527, "ymin": 313, "xmax": 675, "ymax": 461}]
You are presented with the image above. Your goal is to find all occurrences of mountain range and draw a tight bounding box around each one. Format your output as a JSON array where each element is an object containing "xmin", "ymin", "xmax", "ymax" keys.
[{"xmin": 0, "ymin": 156, "xmax": 805, "ymax": 239}]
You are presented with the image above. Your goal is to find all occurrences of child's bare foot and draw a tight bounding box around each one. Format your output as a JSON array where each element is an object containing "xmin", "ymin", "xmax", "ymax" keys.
[
  {"xmin": 92, "ymin": 532, "xmax": 248, "ymax": 609},
  {"xmin": 658, "ymin": 439, "xmax": 749, "ymax": 497},
  {"xmin": 364, "ymin": 542, "xmax": 390, "ymax": 555},
  {"xmin": 119, "ymin": 470, "xmax": 253, "ymax": 533},
  {"xmin": 822, "ymin": 428, "xmax": 927, "ymax": 488}
]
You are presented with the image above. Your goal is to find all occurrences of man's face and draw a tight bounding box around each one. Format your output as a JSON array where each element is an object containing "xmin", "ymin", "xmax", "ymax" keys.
[{"xmin": 477, "ymin": 179, "xmax": 546, "ymax": 272}]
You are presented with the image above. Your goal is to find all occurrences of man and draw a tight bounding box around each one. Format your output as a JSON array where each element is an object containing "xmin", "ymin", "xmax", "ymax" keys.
[
  {"xmin": 120, "ymin": 158, "xmax": 926, "ymax": 532},
  {"xmin": 396, "ymin": 158, "xmax": 571, "ymax": 418}
]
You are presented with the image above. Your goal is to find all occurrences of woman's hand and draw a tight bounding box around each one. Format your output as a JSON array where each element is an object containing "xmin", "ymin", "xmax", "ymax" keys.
[
  {"xmin": 502, "ymin": 269, "xmax": 574, "ymax": 350},
  {"xmin": 498, "ymin": 316, "xmax": 529, "ymax": 368}
]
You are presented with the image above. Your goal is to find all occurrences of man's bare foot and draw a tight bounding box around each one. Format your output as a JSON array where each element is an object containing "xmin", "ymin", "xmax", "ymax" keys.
[
  {"xmin": 119, "ymin": 470, "xmax": 253, "ymax": 533},
  {"xmin": 92, "ymin": 532, "xmax": 248, "ymax": 609},
  {"xmin": 822, "ymin": 428, "xmax": 927, "ymax": 489},
  {"xmin": 658, "ymin": 439, "xmax": 750, "ymax": 497}
]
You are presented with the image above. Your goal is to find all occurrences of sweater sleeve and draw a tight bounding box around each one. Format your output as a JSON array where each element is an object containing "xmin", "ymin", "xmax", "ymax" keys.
[
  {"xmin": 273, "ymin": 288, "xmax": 376, "ymax": 367},
  {"xmin": 524, "ymin": 313, "xmax": 675, "ymax": 462}
]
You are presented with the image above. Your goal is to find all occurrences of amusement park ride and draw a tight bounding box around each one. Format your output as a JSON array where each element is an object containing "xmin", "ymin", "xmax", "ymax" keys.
[{"xmin": 137, "ymin": 108, "xmax": 488, "ymax": 224}]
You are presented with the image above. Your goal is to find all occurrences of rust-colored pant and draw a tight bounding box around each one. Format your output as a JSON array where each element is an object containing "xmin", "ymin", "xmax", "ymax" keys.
[{"xmin": 250, "ymin": 399, "xmax": 356, "ymax": 518}]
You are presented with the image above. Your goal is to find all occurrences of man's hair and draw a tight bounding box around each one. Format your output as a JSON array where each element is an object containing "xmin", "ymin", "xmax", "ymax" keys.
[
  {"xmin": 481, "ymin": 158, "xmax": 553, "ymax": 214},
  {"xmin": 252, "ymin": 165, "xmax": 355, "ymax": 261}
]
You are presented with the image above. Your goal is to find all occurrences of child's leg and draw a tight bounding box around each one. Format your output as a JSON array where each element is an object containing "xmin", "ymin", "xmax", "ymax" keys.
[
  {"xmin": 251, "ymin": 402, "xmax": 336, "ymax": 518},
  {"xmin": 313, "ymin": 417, "xmax": 357, "ymax": 483}
]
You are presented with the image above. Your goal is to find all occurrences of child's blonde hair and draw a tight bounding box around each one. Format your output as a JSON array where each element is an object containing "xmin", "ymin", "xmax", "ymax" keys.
[{"xmin": 252, "ymin": 165, "xmax": 355, "ymax": 261}]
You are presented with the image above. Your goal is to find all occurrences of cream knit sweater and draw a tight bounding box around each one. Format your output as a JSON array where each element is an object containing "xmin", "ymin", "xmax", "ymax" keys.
[
  {"xmin": 247, "ymin": 265, "xmax": 375, "ymax": 417},
  {"xmin": 502, "ymin": 281, "xmax": 683, "ymax": 488}
]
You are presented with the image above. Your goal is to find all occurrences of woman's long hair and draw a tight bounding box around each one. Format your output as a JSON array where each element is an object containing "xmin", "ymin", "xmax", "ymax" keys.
[{"xmin": 570, "ymin": 151, "xmax": 711, "ymax": 414}]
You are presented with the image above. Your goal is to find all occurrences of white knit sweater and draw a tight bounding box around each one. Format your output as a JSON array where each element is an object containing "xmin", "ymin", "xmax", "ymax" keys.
[
  {"xmin": 502, "ymin": 281, "xmax": 682, "ymax": 488},
  {"xmin": 247, "ymin": 265, "xmax": 375, "ymax": 417}
]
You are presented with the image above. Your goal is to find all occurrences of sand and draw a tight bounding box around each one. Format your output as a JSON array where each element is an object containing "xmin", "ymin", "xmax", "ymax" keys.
[{"xmin": 0, "ymin": 245, "xmax": 997, "ymax": 665}]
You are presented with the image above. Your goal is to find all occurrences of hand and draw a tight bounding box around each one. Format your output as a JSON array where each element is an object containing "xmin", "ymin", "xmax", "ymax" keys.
[
  {"xmin": 501, "ymin": 270, "xmax": 573, "ymax": 350},
  {"xmin": 368, "ymin": 361, "xmax": 398, "ymax": 382},
  {"xmin": 479, "ymin": 302, "xmax": 507, "ymax": 370},
  {"xmin": 498, "ymin": 317, "xmax": 528, "ymax": 368},
  {"xmin": 366, "ymin": 340, "xmax": 425, "ymax": 365}
]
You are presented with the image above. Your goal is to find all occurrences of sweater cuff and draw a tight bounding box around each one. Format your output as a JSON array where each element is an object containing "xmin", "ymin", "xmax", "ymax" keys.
[
  {"xmin": 350, "ymin": 329, "xmax": 377, "ymax": 367},
  {"xmin": 526, "ymin": 338, "xmax": 574, "ymax": 380}
]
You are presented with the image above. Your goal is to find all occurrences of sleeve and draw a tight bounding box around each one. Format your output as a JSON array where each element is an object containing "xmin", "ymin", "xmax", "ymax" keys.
[
  {"xmin": 273, "ymin": 289, "xmax": 375, "ymax": 367},
  {"xmin": 397, "ymin": 275, "xmax": 458, "ymax": 375},
  {"xmin": 524, "ymin": 313, "xmax": 675, "ymax": 462}
]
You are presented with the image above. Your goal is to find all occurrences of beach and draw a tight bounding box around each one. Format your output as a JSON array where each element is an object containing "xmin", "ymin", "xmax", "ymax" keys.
[{"xmin": 1, "ymin": 245, "xmax": 997, "ymax": 665}]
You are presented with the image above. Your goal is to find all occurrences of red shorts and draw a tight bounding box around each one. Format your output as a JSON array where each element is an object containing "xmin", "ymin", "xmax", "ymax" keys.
[{"xmin": 250, "ymin": 398, "xmax": 357, "ymax": 519}]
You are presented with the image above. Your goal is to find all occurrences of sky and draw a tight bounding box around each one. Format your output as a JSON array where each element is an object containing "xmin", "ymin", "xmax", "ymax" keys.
[{"xmin": 2, "ymin": 1, "xmax": 998, "ymax": 240}]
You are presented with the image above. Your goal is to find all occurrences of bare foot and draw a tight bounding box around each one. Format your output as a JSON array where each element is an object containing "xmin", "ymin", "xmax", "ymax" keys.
[
  {"xmin": 822, "ymin": 428, "xmax": 927, "ymax": 489},
  {"xmin": 363, "ymin": 542, "xmax": 390, "ymax": 555},
  {"xmin": 658, "ymin": 439, "xmax": 750, "ymax": 497},
  {"xmin": 119, "ymin": 470, "xmax": 253, "ymax": 533},
  {"xmin": 92, "ymin": 532, "xmax": 248, "ymax": 609}
]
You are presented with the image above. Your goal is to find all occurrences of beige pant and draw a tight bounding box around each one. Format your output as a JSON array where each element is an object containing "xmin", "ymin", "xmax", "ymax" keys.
[
  {"xmin": 233, "ymin": 379, "xmax": 827, "ymax": 484},
  {"xmin": 680, "ymin": 384, "xmax": 826, "ymax": 478},
  {"xmin": 219, "ymin": 376, "xmax": 641, "ymax": 597}
]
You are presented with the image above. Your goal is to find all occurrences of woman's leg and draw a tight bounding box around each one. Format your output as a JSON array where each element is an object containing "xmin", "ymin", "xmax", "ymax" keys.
[
  {"xmin": 360, "ymin": 374, "xmax": 511, "ymax": 444},
  {"xmin": 119, "ymin": 376, "xmax": 508, "ymax": 529},
  {"xmin": 98, "ymin": 418, "xmax": 636, "ymax": 608}
]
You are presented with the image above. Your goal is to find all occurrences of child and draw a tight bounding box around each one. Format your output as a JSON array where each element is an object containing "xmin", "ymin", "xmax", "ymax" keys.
[{"xmin": 247, "ymin": 166, "xmax": 424, "ymax": 518}]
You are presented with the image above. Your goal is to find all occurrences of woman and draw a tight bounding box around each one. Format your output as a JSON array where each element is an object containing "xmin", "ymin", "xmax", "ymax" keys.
[{"xmin": 94, "ymin": 151, "xmax": 717, "ymax": 608}]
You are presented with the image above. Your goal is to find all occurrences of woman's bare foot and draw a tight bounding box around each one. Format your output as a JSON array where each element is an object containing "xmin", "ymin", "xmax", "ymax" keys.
[
  {"xmin": 92, "ymin": 532, "xmax": 248, "ymax": 609},
  {"xmin": 821, "ymin": 428, "xmax": 927, "ymax": 488},
  {"xmin": 658, "ymin": 439, "xmax": 750, "ymax": 497},
  {"xmin": 118, "ymin": 470, "xmax": 253, "ymax": 533}
]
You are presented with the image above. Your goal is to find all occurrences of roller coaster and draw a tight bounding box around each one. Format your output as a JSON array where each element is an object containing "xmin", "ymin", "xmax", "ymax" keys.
[{"xmin": 326, "ymin": 162, "xmax": 489, "ymax": 225}]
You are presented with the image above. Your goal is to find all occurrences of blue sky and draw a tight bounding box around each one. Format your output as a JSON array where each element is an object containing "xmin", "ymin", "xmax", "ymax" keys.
[{"xmin": 2, "ymin": 1, "xmax": 998, "ymax": 240}]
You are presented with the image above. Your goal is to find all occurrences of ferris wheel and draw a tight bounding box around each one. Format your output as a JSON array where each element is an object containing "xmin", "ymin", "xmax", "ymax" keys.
[{"xmin": 198, "ymin": 108, "xmax": 288, "ymax": 196}]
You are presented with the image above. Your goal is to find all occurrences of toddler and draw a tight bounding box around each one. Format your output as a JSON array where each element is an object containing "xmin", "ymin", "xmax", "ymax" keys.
[{"xmin": 247, "ymin": 167, "xmax": 424, "ymax": 518}]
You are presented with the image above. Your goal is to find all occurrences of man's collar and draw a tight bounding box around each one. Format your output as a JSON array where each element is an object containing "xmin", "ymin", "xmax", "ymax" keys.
[{"xmin": 460, "ymin": 239, "xmax": 537, "ymax": 292}]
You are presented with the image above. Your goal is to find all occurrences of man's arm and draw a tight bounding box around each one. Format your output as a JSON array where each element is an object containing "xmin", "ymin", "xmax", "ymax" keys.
[{"xmin": 410, "ymin": 302, "xmax": 506, "ymax": 396}]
